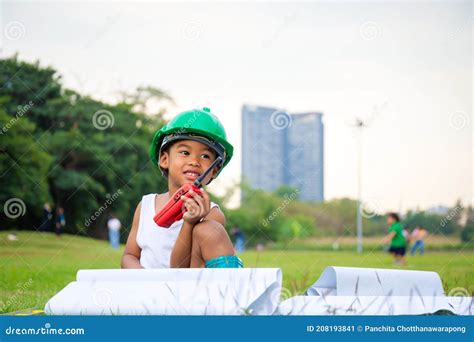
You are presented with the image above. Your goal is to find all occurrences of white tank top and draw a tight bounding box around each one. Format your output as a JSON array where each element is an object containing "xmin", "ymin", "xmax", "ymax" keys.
[{"xmin": 136, "ymin": 193, "xmax": 220, "ymax": 269}]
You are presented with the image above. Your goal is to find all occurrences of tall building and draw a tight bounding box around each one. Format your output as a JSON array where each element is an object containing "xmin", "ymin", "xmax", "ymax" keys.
[{"xmin": 241, "ymin": 105, "xmax": 324, "ymax": 202}]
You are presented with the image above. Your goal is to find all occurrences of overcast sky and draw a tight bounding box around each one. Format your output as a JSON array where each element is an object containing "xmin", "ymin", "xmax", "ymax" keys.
[{"xmin": 1, "ymin": 1, "xmax": 472, "ymax": 212}]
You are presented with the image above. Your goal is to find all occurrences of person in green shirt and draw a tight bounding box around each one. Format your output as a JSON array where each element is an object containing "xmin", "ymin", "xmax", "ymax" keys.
[{"xmin": 383, "ymin": 212, "xmax": 407, "ymax": 265}]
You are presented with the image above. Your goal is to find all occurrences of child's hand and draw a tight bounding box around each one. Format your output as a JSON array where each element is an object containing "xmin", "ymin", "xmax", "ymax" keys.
[{"xmin": 180, "ymin": 188, "xmax": 211, "ymax": 225}]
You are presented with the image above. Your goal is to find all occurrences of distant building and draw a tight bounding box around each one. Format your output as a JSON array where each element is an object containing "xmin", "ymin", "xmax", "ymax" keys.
[
  {"xmin": 286, "ymin": 112, "xmax": 324, "ymax": 201},
  {"xmin": 241, "ymin": 104, "xmax": 324, "ymax": 202}
]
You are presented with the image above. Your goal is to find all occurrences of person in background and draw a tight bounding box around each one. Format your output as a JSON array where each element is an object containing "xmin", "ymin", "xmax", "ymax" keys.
[
  {"xmin": 40, "ymin": 202, "xmax": 53, "ymax": 232},
  {"xmin": 403, "ymin": 225, "xmax": 411, "ymax": 249},
  {"xmin": 382, "ymin": 212, "xmax": 406, "ymax": 265},
  {"xmin": 410, "ymin": 225, "xmax": 427, "ymax": 255},
  {"xmin": 107, "ymin": 214, "xmax": 122, "ymax": 249},
  {"xmin": 7, "ymin": 233, "xmax": 18, "ymax": 241},
  {"xmin": 231, "ymin": 225, "xmax": 245, "ymax": 254},
  {"xmin": 55, "ymin": 207, "xmax": 65, "ymax": 237}
]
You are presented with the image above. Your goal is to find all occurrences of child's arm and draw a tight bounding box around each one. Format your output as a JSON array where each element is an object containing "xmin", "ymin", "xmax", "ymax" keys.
[
  {"xmin": 121, "ymin": 202, "xmax": 144, "ymax": 269},
  {"xmin": 382, "ymin": 231, "xmax": 396, "ymax": 244},
  {"xmin": 170, "ymin": 189, "xmax": 224, "ymax": 268}
]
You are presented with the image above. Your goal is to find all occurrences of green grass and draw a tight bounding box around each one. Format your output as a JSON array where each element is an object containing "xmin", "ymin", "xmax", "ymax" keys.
[{"xmin": 1, "ymin": 231, "xmax": 473, "ymax": 314}]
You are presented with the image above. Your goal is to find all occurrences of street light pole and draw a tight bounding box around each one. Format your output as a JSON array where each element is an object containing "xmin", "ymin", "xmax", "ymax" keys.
[
  {"xmin": 356, "ymin": 130, "xmax": 362, "ymax": 254},
  {"xmin": 351, "ymin": 104, "xmax": 385, "ymax": 254},
  {"xmin": 355, "ymin": 119, "xmax": 365, "ymax": 254}
]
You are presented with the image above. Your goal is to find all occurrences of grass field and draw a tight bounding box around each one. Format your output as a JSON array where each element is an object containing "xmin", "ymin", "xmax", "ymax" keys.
[
  {"xmin": 1, "ymin": 231, "xmax": 473, "ymax": 314},
  {"xmin": 271, "ymin": 235, "xmax": 471, "ymax": 251}
]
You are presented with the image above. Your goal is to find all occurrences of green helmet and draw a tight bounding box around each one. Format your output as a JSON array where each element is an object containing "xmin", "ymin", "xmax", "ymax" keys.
[{"xmin": 150, "ymin": 107, "xmax": 233, "ymax": 181}]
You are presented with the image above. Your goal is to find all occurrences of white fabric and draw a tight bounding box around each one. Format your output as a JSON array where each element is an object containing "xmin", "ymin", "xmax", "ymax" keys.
[
  {"xmin": 107, "ymin": 218, "xmax": 121, "ymax": 231},
  {"xmin": 305, "ymin": 266, "xmax": 445, "ymax": 297},
  {"xmin": 446, "ymin": 296, "xmax": 474, "ymax": 315},
  {"xmin": 276, "ymin": 296, "xmax": 470, "ymax": 315},
  {"xmin": 44, "ymin": 268, "xmax": 282, "ymax": 315},
  {"xmin": 285, "ymin": 266, "xmax": 472, "ymax": 316},
  {"xmin": 44, "ymin": 266, "xmax": 473, "ymax": 316},
  {"xmin": 137, "ymin": 193, "xmax": 219, "ymax": 269}
]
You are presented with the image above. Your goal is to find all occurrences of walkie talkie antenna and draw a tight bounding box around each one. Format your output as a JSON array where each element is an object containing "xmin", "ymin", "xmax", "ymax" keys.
[{"xmin": 193, "ymin": 156, "xmax": 223, "ymax": 187}]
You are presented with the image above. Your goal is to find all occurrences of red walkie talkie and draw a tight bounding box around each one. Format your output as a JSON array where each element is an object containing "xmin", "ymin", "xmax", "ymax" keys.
[{"xmin": 153, "ymin": 156, "xmax": 223, "ymax": 228}]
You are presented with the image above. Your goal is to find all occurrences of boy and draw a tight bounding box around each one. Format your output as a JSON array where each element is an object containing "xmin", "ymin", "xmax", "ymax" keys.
[
  {"xmin": 382, "ymin": 212, "xmax": 407, "ymax": 265},
  {"xmin": 121, "ymin": 107, "xmax": 243, "ymax": 269},
  {"xmin": 410, "ymin": 225, "xmax": 427, "ymax": 255}
]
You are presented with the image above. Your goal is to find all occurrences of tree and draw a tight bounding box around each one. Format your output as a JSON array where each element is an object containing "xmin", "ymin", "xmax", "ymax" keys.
[
  {"xmin": 0, "ymin": 108, "xmax": 52, "ymax": 229},
  {"xmin": 0, "ymin": 55, "xmax": 169, "ymax": 240},
  {"xmin": 0, "ymin": 54, "xmax": 62, "ymax": 132},
  {"xmin": 119, "ymin": 86, "xmax": 175, "ymax": 115},
  {"xmin": 461, "ymin": 205, "xmax": 474, "ymax": 243}
]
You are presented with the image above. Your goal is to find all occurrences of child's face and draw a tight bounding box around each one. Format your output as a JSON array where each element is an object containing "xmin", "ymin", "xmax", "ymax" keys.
[
  {"xmin": 386, "ymin": 216, "xmax": 394, "ymax": 225},
  {"xmin": 159, "ymin": 139, "xmax": 219, "ymax": 186}
]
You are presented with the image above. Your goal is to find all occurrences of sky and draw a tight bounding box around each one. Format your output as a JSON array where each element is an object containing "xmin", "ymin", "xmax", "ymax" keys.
[{"xmin": 1, "ymin": 1, "xmax": 472, "ymax": 213}]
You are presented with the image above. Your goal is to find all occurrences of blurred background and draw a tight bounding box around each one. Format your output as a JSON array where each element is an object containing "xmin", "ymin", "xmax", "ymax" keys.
[{"xmin": 0, "ymin": 1, "xmax": 472, "ymax": 313}]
